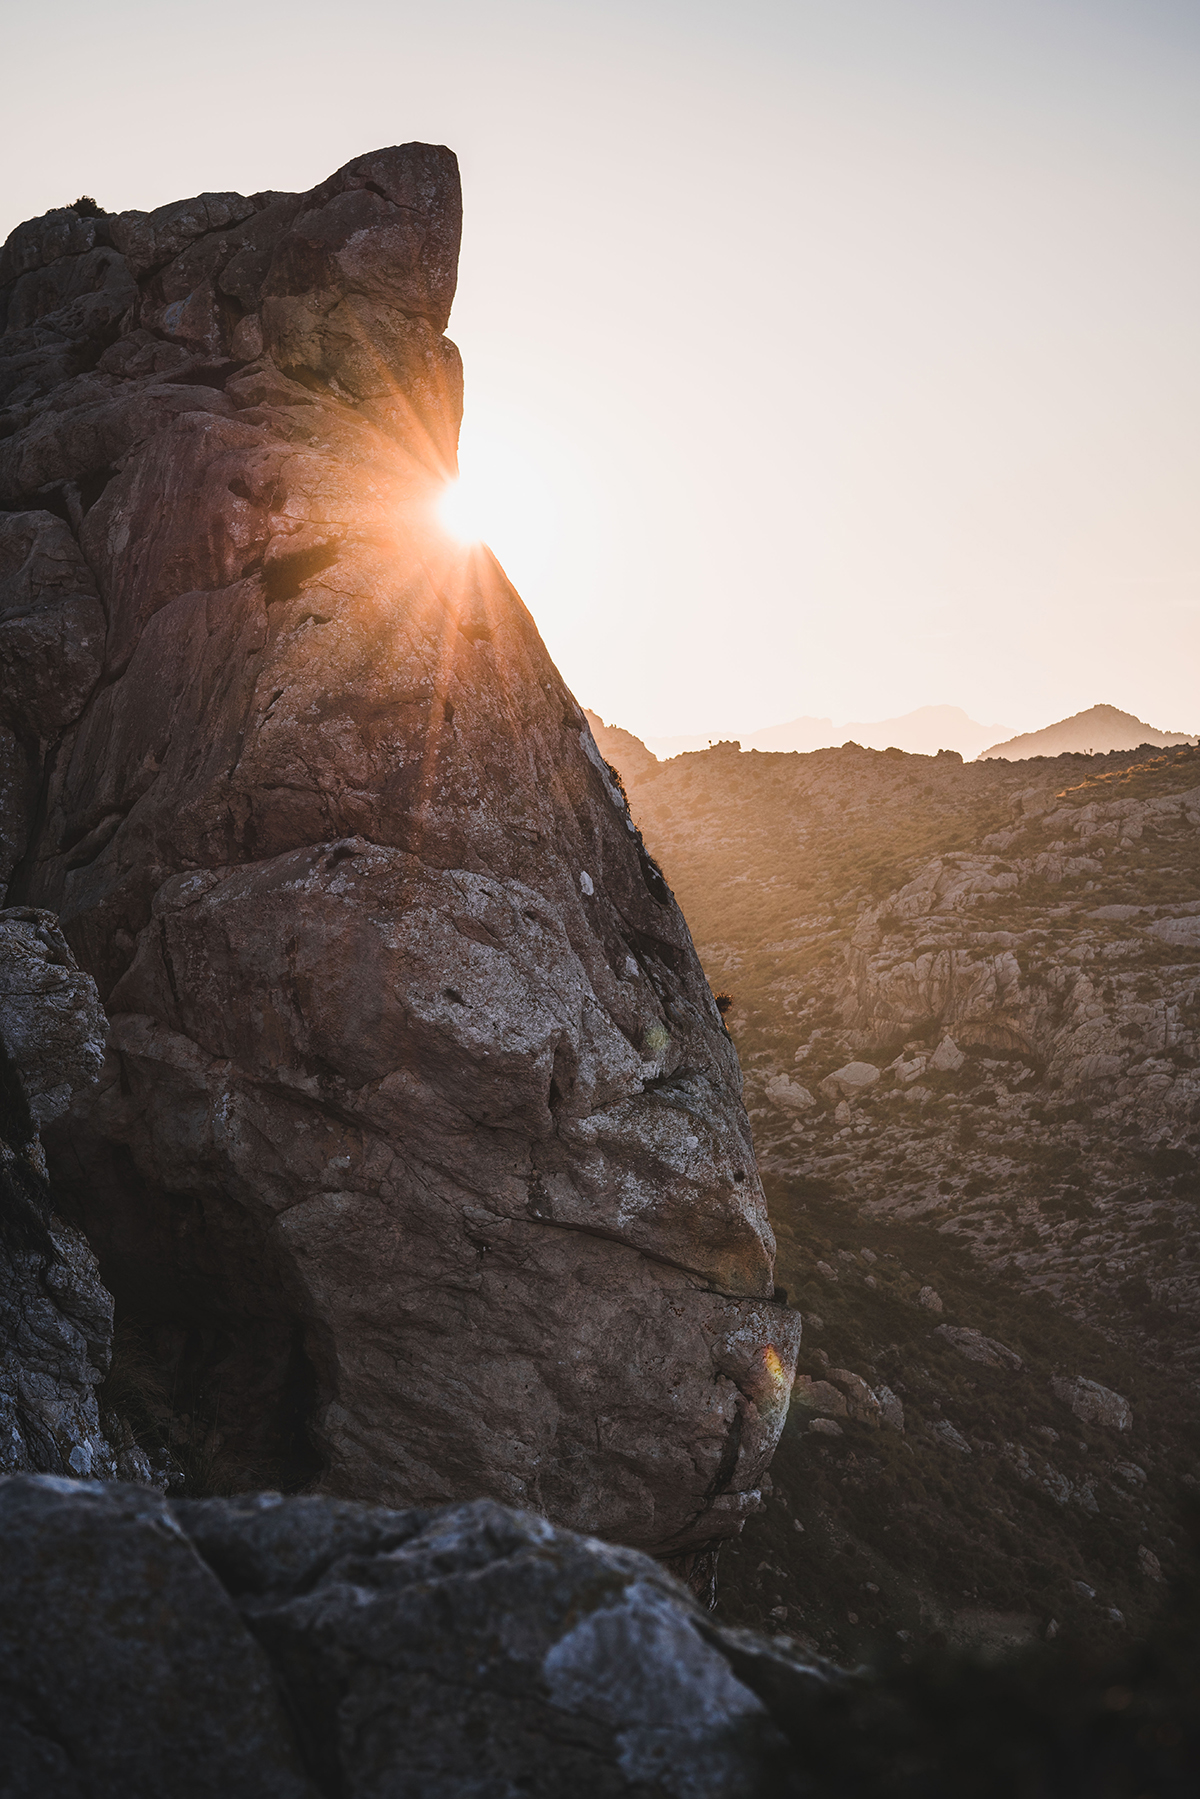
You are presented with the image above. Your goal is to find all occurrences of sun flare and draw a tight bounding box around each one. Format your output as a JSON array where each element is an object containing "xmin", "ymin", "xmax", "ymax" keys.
[
  {"xmin": 432, "ymin": 408, "xmax": 588, "ymax": 584},
  {"xmin": 437, "ymin": 473, "xmax": 489, "ymax": 546},
  {"xmin": 435, "ymin": 429, "xmax": 556, "ymax": 560}
]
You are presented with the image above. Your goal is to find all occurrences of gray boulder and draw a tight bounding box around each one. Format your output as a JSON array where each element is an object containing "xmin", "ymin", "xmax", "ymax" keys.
[
  {"xmin": 0, "ymin": 1476, "xmax": 825, "ymax": 1797},
  {"xmin": 1052, "ymin": 1375, "xmax": 1133, "ymax": 1433}
]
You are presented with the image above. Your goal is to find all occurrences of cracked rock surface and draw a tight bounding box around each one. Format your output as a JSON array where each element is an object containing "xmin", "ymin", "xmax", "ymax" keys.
[{"xmin": 0, "ymin": 150, "xmax": 798, "ymax": 1548}]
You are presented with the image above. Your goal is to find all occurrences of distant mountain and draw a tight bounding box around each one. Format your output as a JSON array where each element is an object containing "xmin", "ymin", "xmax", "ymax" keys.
[
  {"xmin": 633, "ymin": 706, "xmax": 1011, "ymax": 761},
  {"xmin": 981, "ymin": 704, "xmax": 1198, "ymax": 760},
  {"xmin": 744, "ymin": 704, "xmax": 1011, "ymax": 759}
]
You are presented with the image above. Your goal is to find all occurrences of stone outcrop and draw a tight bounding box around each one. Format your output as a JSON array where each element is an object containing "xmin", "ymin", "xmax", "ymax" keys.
[
  {"xmin": 0, "ymin": 1474, "xmax": 822, "ymax": 1798},
  {"xmin": 8, "ymin": 1473, "xmax": 1193, "ymax": 1799},
  {"xmin": 1051, "ymin": 1375, "xmax": 1132, "ymax": 1433},
  {"xmin": 0, "ymin": 910, "xmax": 146, "ymax": 1481},
  {"xmin": 0, "ymin": 151, "xmax": 798, "ymax": 1549}
]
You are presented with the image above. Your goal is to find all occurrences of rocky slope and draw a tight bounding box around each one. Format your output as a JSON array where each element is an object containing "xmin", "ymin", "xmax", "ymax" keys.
[
  {"xmin": 592, "ymin": 722, "xmax": 1200, "ymax": 1656},
  {"xmin": 0, "ymin": 155, "xmax": 798, "ymax": 1552}
]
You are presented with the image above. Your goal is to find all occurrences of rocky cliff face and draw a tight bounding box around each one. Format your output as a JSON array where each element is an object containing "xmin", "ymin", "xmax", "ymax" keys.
[{"xmin": 0, "ymin": 150, "xmax": 797, "ymax": 1550}]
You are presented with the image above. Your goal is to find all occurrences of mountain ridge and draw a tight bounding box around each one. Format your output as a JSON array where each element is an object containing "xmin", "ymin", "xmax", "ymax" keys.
[
  {"xmin": 624, "ymin": 701, "xmax": 1199, "ymax": 765},
  {"xmin": 981, "ymin": 703, "xmax": 1198, "ymax": 761}
]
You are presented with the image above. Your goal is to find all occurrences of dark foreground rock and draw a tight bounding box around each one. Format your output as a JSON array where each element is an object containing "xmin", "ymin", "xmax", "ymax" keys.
[
  {"xmin": 0, "ymin": 1475, "xmax": 803, "ymax": 1798},
  {"xmin": 3, "ymin": 1475, "xmax": 1198, "ymax": 1799},
  {"xmin": 0, "ymin": 153, "xmax": 799, "ymax": 1546}
]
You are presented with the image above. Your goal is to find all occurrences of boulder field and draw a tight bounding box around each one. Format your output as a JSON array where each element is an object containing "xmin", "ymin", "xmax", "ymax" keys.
[{"xmin": 0, "ymin": 147, "xmax": 798, "ymax": 1551}]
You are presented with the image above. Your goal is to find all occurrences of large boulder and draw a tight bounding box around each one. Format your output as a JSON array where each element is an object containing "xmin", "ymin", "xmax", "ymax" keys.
[
  {"xmin": 818, "ymin": 1060, "xmax": 880, "ymax": 1102},
  {"xmin": 0, "ymin": 155, "xmax": 799, "ymax": 1550},
  {"xmin": 1052, "ymin": 1375, "xmax": 1133, "ymax": 1433},
  {"xmin": 0, "ymin": 1475, "xmax": 813, "ymax": 1797}
]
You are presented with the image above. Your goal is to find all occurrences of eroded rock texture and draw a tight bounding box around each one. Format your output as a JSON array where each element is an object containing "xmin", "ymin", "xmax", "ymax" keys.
[{"xmin": 0, "ymin": 149, "xmax": 797, "ymax": 1549}]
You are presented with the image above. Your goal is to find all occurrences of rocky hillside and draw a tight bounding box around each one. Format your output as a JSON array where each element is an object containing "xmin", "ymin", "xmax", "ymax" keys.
[
  {"xmin": 0, "ymin": 156, "xmax": 798, "ymax": 1555},
  {"xmin": 593, "ymin": 720, "xmax": 1200, "ymax": 1659}
]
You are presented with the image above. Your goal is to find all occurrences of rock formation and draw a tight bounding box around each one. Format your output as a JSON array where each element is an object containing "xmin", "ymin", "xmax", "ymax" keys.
[
  {"xmin": 0, "ymin": 149, "xmax": 798, "ymax": 1549},
  {"xmin": 3, "ymin": 1472, "xmax": 1196, "ymax": 1799}
]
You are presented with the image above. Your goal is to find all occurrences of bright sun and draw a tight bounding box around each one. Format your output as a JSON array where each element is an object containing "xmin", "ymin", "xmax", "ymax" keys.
[
  {"xmin": 436, "ymin": 476, "xmax": 479, "ymax": 545},
  {"xmin": 434, "ymin": 409, "xmax": 582, "ymax": 582},
  {"xmin": 436, "ymin": 433, "xmax": 554, "ymax": 557}
]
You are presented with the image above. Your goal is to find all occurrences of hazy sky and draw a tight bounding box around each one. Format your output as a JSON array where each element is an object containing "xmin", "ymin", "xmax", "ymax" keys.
[{"xmin": 5, "ymin": 1, "xmax": 1199, "ymax": 741}]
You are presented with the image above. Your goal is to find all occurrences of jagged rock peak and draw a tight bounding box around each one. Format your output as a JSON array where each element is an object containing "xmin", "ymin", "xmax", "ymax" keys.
[{"xmin": 0, "ymin": 149, "xmax": 798, "ymax": 1549}]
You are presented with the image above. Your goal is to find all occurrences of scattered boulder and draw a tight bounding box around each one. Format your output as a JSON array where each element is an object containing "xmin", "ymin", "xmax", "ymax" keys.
[
  {"xmin": 826, "ymin": 1368, "xmax": 883, "ymax": 1426},
  {"xmin": 929, "ymin": 1419, "xmax": 972, "ymax": 1454},
  {"xmin": 791, "ymin": 1376, "xmax": 847, "ymax": 1418},
  {"xmin": 935, "ymin": 1325, "xmax": 1023, "ymax": 1371},
  {"xmin": 1137, "ymin": 1545, "xmax": 1163, "ymax": 1581},
  {"xmin": 766, "ymin": 1073, "xmax": 816, "ymax": 1111},
  {"xmin": 819, "ymin": 1061, "xmax": 880, "ymax": 1101},
  {"xmin": 1147, "ymin": 915, "xmax": 1200, "ymax": 949},
  {"xmin": 1052, "ymin": 1376, "xmax": 1133, "ymax": 1433},
  {"xmin": 917, "ymin": 1285, "xmax": 944, "ymax": 1313},
  {"xmin": 875, "ymin": 1385, "xmax": 905, "ymax": 1432},
  {"xmin": 928, "ymin": 1036, "xmax": 966, "ymax": 1073},
  {"xmin": 807, "ymin": 1418, "xmax": 844, "ymax": 1438}
]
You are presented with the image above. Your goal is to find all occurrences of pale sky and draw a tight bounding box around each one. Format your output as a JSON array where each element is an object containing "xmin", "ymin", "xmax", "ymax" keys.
[{"xmin": 4, "ymin": 1, "xmax": 1199, "ymax": 742}]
